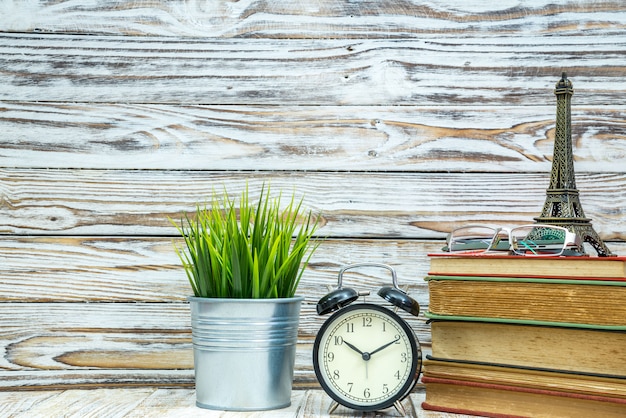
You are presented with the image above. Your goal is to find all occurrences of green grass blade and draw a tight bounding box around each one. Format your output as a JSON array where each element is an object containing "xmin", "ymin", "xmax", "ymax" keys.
[{"xmin": 170, "ymin": 183, "xmax": 322, "ymax": 299}]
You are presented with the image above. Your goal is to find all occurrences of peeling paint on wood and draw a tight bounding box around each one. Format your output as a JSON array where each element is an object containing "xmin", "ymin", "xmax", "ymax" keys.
[{"xmin": 0, "ymin": 0, "xmax": 624, "ymax": 398}]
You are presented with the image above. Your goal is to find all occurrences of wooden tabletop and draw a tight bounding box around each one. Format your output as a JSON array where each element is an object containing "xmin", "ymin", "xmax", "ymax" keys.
[{"xmin": 0, "ymin": 388, "xmax": 477, "ymax": 418}]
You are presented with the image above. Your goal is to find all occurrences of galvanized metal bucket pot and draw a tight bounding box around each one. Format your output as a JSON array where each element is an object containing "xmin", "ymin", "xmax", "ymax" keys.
[{"xmin": 188, "ymin": 296, "xmax": 304, "ymax": 411}]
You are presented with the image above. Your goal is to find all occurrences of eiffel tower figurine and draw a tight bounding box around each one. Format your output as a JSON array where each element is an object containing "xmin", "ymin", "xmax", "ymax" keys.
[{"xmin": 534, "ymin": 72, "xmax": 614, "ymax": 256}]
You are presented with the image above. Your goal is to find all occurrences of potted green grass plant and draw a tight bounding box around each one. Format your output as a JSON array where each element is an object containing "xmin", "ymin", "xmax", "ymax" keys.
[{"xmin": 172, "ymin": 184, "xmax": 321, "ymax": 411}]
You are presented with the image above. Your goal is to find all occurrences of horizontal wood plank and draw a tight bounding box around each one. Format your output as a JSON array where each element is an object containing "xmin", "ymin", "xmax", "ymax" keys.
[
  {"xmin": 0, "ymin": 237, "xmax": 439, "ymax": 303},
  {"xmin": 0, "ymin": 301, "xmax": 430, "ymax": 387},
  {"xmin": 1, "ymin": 170, "xmax": 625, "ymax": 240},
  {"xmin": 2, "ymin": 34, "xmax": 626, "ymax": 105},
  {"xmin": 0, "ymin": 388, "xmax": 472, "ymax": 418},
  {"xmin": 1, "ymin": 236, "xmax": 625, "ymax": 303},
  {"xmin": 0, "ymin": 370, "xmax": 194, "ymax": 391},
  {"xmin": 1, "ymin": 0, "xmax": 625, "ymax": 397},
  {"xmin": 0, "ymin": 369, "xmax": 327, "ymax": 391},
  {"xmin": 2, "ymin": 236, "xmax": 624, "ymax": 389},
  {"xmin": 2, "ymin": 103, "xmax": 625, "ymax": 172},
  {"xmin": 0, "ymin": 0, "xmax": 624, "ymax": 39}
]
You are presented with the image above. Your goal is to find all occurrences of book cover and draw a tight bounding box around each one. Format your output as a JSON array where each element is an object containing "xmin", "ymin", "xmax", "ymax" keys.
[
  {"xmin": 428, "ymin": 254, "xmax": 626, "ymax": 279},
  {"xmin": 423, "ymin": 359, "xmax": 626, "ymax": 398},
  {"xmin": 421, "ymin": 376, "xmax": 626, "ymax": 418},
  {"xmin": 425, "ymin": 276, "xmax": 626, "ymax": 327},
  {"xmin": 427, "ymin": 320, "xmax": 626, "ymax": 376}
]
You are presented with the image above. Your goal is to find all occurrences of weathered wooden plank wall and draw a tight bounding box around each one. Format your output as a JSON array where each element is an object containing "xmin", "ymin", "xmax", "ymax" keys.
[{"xmin": 1, "ymin": 0, "xmax": 625, "ymax": 390}]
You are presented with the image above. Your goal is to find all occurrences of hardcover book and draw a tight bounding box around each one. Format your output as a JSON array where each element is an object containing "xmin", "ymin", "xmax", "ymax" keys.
[
  {"xmin": 428, "ymin": 254, "xmax": 626, "ymax": 279},
  {"xmin": 425, "ymin": 275, "xmax": 626, "ymax": 327},
  {"xmin": 427, "ymin": 320, "xmax": 626, "ymax": 376},
  {"xmin": 421, "ymin": 376, "xmax": 626, "ymax": 418},
  {"xmin": 423, "ymin": 359, "xmax": 626, "ymax": 399}
]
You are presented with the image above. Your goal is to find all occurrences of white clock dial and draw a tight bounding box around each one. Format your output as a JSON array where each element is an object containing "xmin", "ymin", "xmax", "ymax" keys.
[{"xmin": 313, "ymin": 304, "xmax": 421, "ymax": 411}]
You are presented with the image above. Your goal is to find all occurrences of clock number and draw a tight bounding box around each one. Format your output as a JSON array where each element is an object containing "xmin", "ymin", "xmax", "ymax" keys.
[{"xmin": 314, "ymin": 305, "xmax": 422, "ymax": 410}]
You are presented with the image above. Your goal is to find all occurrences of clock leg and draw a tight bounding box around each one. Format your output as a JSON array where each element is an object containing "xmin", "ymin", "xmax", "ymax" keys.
[
  {"xmin": 393, "ymin": 400, "xmax": 407, "ymax": 416},
  {"xmin": 328, "ymin": 400, "xmax": 340, "ymax": 414}
]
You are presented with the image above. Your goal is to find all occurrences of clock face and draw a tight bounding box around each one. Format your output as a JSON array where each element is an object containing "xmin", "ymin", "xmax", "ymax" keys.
[{"xmin": 313, "ymin": 303, "xmax": 421, "ymax": 411}]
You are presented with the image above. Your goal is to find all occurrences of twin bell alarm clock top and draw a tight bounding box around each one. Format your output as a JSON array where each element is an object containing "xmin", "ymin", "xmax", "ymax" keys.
[{"xmin": 313, "ymin": 263, "xmax": 422, "ymax": 415}]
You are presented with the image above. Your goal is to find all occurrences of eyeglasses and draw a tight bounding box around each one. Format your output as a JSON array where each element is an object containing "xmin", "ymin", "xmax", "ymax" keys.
[{"xmin": 444, "ymin": 224, "xmax": 584, "ymax": 256}]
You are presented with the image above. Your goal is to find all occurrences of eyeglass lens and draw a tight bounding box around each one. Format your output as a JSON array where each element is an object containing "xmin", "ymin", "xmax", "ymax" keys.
[
  {"xmin": 510, "ymin": 226, "xmax": 567, "ymax": 255},
  {"xmin": 448, "ymin": 226, "xmax": 499, "ymax": 252}
]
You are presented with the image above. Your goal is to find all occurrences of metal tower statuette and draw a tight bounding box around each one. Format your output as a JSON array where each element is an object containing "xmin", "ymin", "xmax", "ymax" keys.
[{"xmin": 534, "ymin": 73, "xmax": 613, "ymax": 256}]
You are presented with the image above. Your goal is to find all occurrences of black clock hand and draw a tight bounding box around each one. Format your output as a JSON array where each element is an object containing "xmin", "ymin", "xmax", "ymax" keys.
[
  {"xmin": 369, "ymin": 336, "xmax": 400, "ymax": 357},
  {"xmin": 343, "ymin": 340, "xmax": 374, "ymax": 361},
  {"xmin": 343, "ymin": 340, "xmax": 364, "ymax": 355}
]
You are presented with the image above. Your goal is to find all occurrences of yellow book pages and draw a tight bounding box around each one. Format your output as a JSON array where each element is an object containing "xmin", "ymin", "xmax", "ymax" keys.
[
  {"xmin": 429, "ymin": 321, "xmax": 626, "ymax": 376},
  {"xmin": 423, "ymin": 359, "xmax": 626, "ymax": 398},
  {"xmin": 427, "ymin": 279, "xmax": 626, "ymax": 326},
  {"xmin": 428, "ymin": 254, "xmax": 626, "ymax": 278},
  {"xmin": 422, "ymin": 379, "xmax": 626, "ymax": 418}
]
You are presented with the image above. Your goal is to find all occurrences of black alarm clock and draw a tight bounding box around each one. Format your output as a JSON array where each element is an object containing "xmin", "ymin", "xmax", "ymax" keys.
[{"xmin": 313, "ymin": 263, "xmax": 422, "ymax": 415}]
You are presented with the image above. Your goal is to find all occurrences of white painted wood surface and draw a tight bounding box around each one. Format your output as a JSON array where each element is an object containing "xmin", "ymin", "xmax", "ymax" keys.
[
  {"xmin": 0, "ymin": 0, "xmax": 624, "ymax": 38},
  {"xmin": 0, "ymin": 389, "xmax": 476, "ymax": 418},
  {"xmin": 0, "ymin": 0, "xmax": 625, "ymax": 404},
  {"xmin": 2, "ymin": 34, "xmax": 626, "ymax": 105},
  {"xmin": 2, "ymin": 103, "xmax": 625, "ymax": 171}
]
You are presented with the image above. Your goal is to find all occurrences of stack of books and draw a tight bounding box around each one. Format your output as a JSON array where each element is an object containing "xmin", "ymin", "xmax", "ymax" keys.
[{"xmin": 421, "ymin": 254, "xmax": 626, "ymax": 417}]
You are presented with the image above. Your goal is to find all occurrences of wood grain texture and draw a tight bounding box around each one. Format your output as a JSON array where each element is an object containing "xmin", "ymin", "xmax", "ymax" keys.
[
  {"xmin": 0, "ymin": 0, "xmax": 624, "ymax": 39},
  {"xmin": 1, "ymin": 169, "xmax": 624, "ymax": 239},
  {"xmin": 0, "ymin": 238, "xmax": 437, "ymax": 387},
  {"xmin": 1, "ymin": 0, "xmax": 625, "ymax": 395},
  {"xmin": 1, "ymin": 236, "xmax": 625, "ymax": 389},
  {"xmin": 2, "ymin": 103, "xmax": 625, "ymax": 172},
  {"xmin": 0, "ymin": 301, "xmax": 430, "ymax": 387},
  {"xmin": 2, "ymin": 33, "xmax": 626, "ymax": 105},
  {"xmin": 0, "ymin": 237, "xmax": 442, "ymax": 303},
  {"xmin": 0, "ymin": 388, "xmax": 473, "ymax": 418},
  {"xmin": 2, "ymin": 236, "xmax": 625, "ymax": 304}
]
